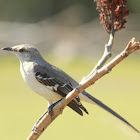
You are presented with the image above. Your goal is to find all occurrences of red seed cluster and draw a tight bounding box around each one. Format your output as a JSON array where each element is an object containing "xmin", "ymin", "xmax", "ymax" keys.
[{"xmin": 94, "ymin": 0, "xmax": 129, "ymax": 33}]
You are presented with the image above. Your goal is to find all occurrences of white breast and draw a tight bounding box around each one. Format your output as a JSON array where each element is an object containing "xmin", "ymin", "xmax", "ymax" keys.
[{"xmin": 20, "ymin": 61, "xmax": 62, "ymax": 102}]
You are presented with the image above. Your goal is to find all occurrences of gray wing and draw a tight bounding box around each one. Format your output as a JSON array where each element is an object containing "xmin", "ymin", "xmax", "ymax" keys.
[
  {"xmin": 33, "ymin": 62, "xmax": 88, "ymax": 116},
  {"xmin": 33, "ymin": 62, "xmax": 140, "ymax": 133}
]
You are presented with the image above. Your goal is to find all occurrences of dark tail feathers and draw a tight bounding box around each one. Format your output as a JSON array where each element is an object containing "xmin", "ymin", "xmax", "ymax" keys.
[{"xmin": 83, "ymin": 92, "xmax": 140, "ymax": 133}]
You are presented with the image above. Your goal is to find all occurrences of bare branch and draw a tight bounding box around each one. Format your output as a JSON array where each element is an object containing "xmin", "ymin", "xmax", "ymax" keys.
[
  {"xmin": 85, "ymin": 29, "xmax": 114, "ymax": 80},
  {"xmin": 27, "ymin": 38, "xmax": 140, "ymax": 140}
]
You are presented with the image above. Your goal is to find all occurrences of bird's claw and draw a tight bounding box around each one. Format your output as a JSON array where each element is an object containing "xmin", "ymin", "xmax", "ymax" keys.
[
  {"xmin": 48, "ymin": 99, "xmax": 63, "ymax": 118},
  {"xmin": 31, "ymin": 100, "xmax": 62, "ymax": 134},
  {"xmin": 48, "ymin": 105, "xmax": 54, "ymax": 118}
]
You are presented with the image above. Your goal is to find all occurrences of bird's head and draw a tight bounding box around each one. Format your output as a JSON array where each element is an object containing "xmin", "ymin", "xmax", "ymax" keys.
[{"xmin": 2, "ymin": 44, "xmax": 42, "ymax": 62}]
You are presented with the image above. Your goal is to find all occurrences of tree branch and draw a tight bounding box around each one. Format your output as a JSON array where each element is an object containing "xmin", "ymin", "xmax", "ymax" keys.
[
  {"xmin": 85, "ymin": 29, "xmax": 114, "ymax": 80},
  {"xmin": 27, "ymin": 38, "xmax": 140, "ymax": 140}
]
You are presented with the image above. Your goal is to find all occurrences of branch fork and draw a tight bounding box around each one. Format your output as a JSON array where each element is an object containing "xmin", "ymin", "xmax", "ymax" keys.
[
  {"xmin": 122, "ymin": 38, "xmax": 140, "ymax": 57},
  {"xmin": 27, "ymin": 38, "xmax": 140, "ymax": 140}
]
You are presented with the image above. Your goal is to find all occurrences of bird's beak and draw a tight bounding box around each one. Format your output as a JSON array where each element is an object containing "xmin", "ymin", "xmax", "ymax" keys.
[{"xmin": 1, "ymin": 47, "xmax": 13, "ymax": 51}]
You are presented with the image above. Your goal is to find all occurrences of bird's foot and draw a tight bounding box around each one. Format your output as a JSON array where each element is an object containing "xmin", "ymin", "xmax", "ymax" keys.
[
  {"xmin": 48, "ymin": 99, "xmax": 63, "ymax": 118},
  {"xmin": 48, "ymin": 104, "xmax": 55, "ymax": 118},
  {"xmin": 32, "ymin": 99, "xmax": 63, "ymax": 134}
]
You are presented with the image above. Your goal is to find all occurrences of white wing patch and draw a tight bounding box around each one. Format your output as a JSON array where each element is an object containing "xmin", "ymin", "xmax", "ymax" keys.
[{"xmin": 53, "ymin": 84, "xmax": 59, "ymax": 91}]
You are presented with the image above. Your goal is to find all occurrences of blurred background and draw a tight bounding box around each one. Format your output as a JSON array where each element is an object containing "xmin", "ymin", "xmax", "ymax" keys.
[{"xmin": 0, "ymin": 0, "xmax": 140, "ymax": 140}]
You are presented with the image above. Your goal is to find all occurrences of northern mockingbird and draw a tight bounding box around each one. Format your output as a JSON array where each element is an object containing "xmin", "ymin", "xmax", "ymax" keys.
[{"xmin": 2, "ymin": 44, "xmax": 139, "ymax": 133}]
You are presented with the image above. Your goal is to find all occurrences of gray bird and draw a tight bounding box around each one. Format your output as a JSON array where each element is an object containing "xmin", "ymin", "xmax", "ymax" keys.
[{"xmin": 2, "ymin": 44, "xmax": 139, "ymax": 133}]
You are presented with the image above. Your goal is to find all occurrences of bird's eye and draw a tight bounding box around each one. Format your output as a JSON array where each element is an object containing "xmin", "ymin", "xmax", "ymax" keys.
[{"xmin": 19, "ymin": 49, "xmax": 25, "ymax": 53}]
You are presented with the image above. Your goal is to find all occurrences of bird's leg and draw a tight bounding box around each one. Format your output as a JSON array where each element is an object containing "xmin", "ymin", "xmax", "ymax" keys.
[
  {"xmin": 48, "ymin": 99, "xmax": 63, "ymax": 117},
  {"xmin": 32, "ymin": 99, "xmax": 63, "ymax": 134}
]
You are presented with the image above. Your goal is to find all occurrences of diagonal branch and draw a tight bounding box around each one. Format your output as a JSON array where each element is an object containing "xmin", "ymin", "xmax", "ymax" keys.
[{"xmin": 27, "ymin": 38, "xmax": 140, "ymax": 140}]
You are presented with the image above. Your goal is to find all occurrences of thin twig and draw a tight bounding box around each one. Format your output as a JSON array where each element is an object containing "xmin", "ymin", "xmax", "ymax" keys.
[
  {"xmin": 84, "ymin": 28, "xmax": 114, "ymax": 82},
  {"xmin": 27, "ymin": 38, "xmax": 140, "ymax": 140}
]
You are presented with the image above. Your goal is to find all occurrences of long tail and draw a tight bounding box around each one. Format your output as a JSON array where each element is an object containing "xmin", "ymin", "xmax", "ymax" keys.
[{"xmin": 82, "ymin": 92, "xmax": 140, "ymax": 133}]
